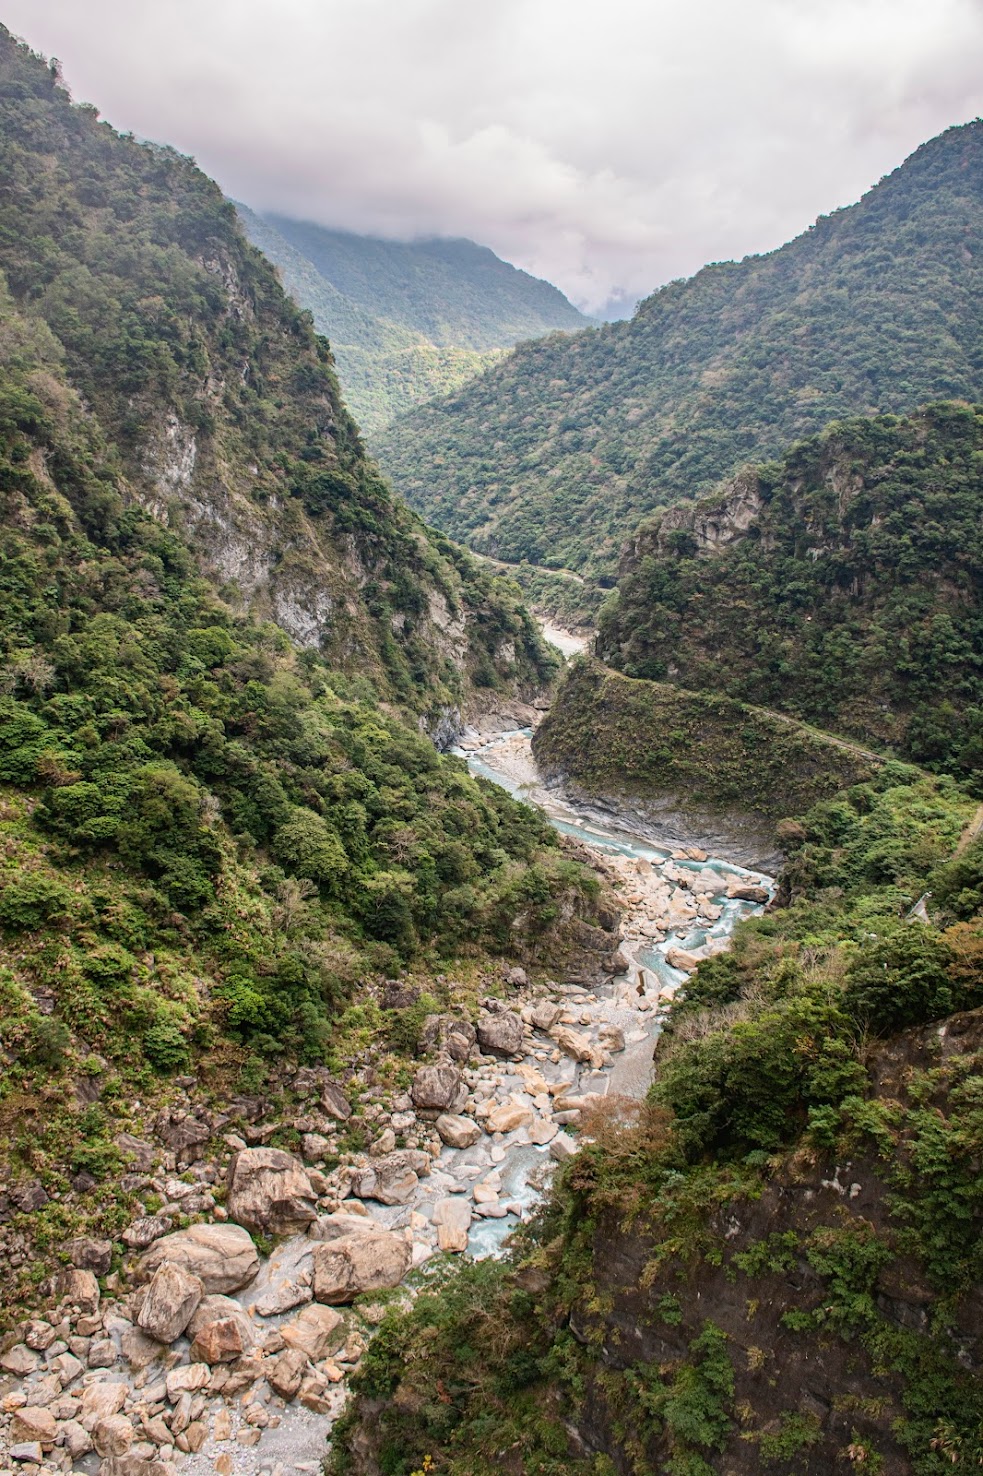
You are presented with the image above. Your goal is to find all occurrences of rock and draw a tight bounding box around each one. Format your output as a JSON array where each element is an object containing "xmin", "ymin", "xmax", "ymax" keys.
[
  {"xmin": 505, "ymin": 966, "xmax": 528, "ymax": 987},
  {"xmin": 665, "ymin": 946, "xmax": 704, "ymax": 972},
  {"xmin": 445, "ymin": 1020, "xmax": 477, "ymax": 1062},
  {"xmin": 61, "ymin": 1419, "xmax": 92, "ymax": 1459},
  {"xmin": 55, "ymin": 1267, "xmax": 100, "ymax": 1312},
  {"xmin": 550, "ymin": 1132, "xmax": 579, "ymax": 1162},
  {"xmin": 186, "ymin": 1293, "xmax": 248, "ymax": 1340},
  {"xmin": 486, "ymin": 1102, "xmax": 533, "ymax": 1134},
  {"xmin": 312, "ymin": 1231, "xmax": 412, "ymax": 1304},
  {"xmin": 9, "ymin": 1442, "xmax": 43, "ymax": 1463},
  {"xmin": 529, "ymin": 1118, "xmax": 558, "ymax": 1145},
  {"xmin": 410, "ymin": 1063, "xmax": 465, "ymax": 1114},
  {"xmin": 137, "ymin": 1262, "xmax": 203, "ymax": 1344},
  {"xmin": 9, "ymin": 1178, "xmax": 48, "ymax": 1212},
  {"xmin": 0, "ymin": 1343, "xmax": 39, "ymax": 1375},
  {"xmin": 189, "ymin": 1317, "xmax": 248, "ymax": 1364},
  {"xmin": 476, "ymin": 1011, "xmax": 524, "ymax": 1056},
  {"xmin": 529, "ymin": 1001, "xmax": 562, "ymax": 1031},
  {"xmin": 309, "ymin": 1210, "xmax": 379, "ymax": 1240},
  {"xmin": 226, "ymin": 1146, "xmax": 317, "ymax": 1233},
  {"xmin": 79, "ymin": 1380, "xmax": 128, "ymax": 1423},
  {"xmin": 349, "ymin": 1149, "xmax": 432, "ymax": 1206},
  {"xmin": 549, "ymin": 1024, "xmax": 600, "ymax": 1064},
  {"xmin": 10, "ymin": 1407, "xmax": 56, "ymax": 1448},
  {"xmin": 301, "ymin": 1132, "xmax": 331, "ymax": 1163},
  {"xmin": 116, "ymin": 1133, "xmax": 156, "ymax": 1170},
  {"xmin": 63, "ymin": 1235, "xmax": 113, "ymax": 1275},
  {"xmin": 599, "ymin": 1024, "xmax": 626, "ymax": 1052},
  {"xmin": 280, "ymin": 1303, "xmax": 344, "ymax": 1360},
  {"xmin": 122, "ymin": 1216, "xmax": 172, "ymax": 1250},
  {"xmin": 99, "ymin": 1455, "xmax": 173, "ymax": 1476},
  {"xmin": 88, "ymin": 1337, "xmax": 118, "ymax": 1368},
  {"xmin": 253, "ymin": 1277, "xmax": 312, "ymax": 1316},
  {"xmin": 165, "ymin": 1363, "xmax": 211, "ymax": 1401},
  {"xmin": 434, "ymin": 1113, "xmax": 482, "ymax": 1148},
  {"xmin": 267, "ymin": 1347, "xmax": 308, "ymax": 1401},
  {"xmin": 94, "ymin": 1414, "xmax": 135, "ymax": 1457},
  {"xmin": 432, "ymin": 1198, "xmax": 472, "ymax": 1252},
  {"xmin": 370, "ymin": 1126, "xmax": 398, "ymax": 1157},
  {"xmin": 50, "ymin": 1350, "xmax": 84, "ymax": 1384},
  {"xmin": 120, "ymin": 1327, "xmax": 162, "ymax": 1370},
  {"xmin": 138, "ymin": 1223, "xmax": 259, "ymax": 1294},
  {"xmin": 319, "ymin": 1083, "xmax": 353, "ymax": 1121}
]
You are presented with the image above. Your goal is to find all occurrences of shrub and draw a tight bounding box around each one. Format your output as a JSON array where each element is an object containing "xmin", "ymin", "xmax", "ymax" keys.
[{"xmin": 0, "ymin": 872, "xmax": 74, "ymax": 931}]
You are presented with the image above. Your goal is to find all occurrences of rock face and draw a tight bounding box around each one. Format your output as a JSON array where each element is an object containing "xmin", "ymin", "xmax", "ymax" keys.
[
  {"xmin": 410, "ymin": 1063, "xmax": 465, "ymax": 1114},
  {"xmin": 476, "ymin": 1011, "xmax": 524, "ymax": 1056},
  {"xmin": 312, "ymin": 1231, "xmax": 412, "ymax": 1304},
  {"xmin": 349, "ymin": 1150, "xmax": 432, "ymax": 1206},
  {"xmin": 138, "ymin": 1223, "xmax": 260, "ymax": 1294},
  {"xmin": 136, "ymin": 1262, "xmax": 203, "ymax": 1344},
  {"xmin": 435, "ymin": 1114, "xmax": 482, "ymax": 1148},
  {"xmin": 226, "ymin": 1147, "xmax": 317, "ymax": 1233}
]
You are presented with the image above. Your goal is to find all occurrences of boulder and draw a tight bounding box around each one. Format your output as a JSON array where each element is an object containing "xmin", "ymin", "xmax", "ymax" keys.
[
  {"xmin": 599, "ymin": 1024, "xmax": 626, "ymax": 1052},
  {"xmin": 9, "ymin": 1444, "xmax": 43, "ymax": 1464},
  {"xmin": 549, "ymin": 1024, "xmax": 600, "ymax": 1064},
  {"xmin": 529, "ymin": 1001, "xmax": 562, "ymax": 1031},
  {"xmin": 319, "ymin": 1082, "xmax": 353, "ymax": 1121},
  {"xmin": 98, "ymin": 1456, "xmax": 172, "ymax": 1476},
  {"xmin": 0, "ymin": 1344, "xmax": 38, "ymax": 1375},
  {"xmin": 665, "ymin": 946, "xmax": 703, "ymax": 972},
  {"xmin": 55, "ymin": 1267, "xmax": 100, "ymax": 1312},
  {"xmin": 727, "ymin": 881, "xmax": 770, "ymax": 904},
  {"xmin": 280, "ymin": 1303, "xmax": 345, "ymax": 1360},
  {"xmin": 226, "ymin": 1147, "xmax": 317, "ymax": 1233},
  {"xmin": 79, "ymin": 1380, "xmax": 128, "ymax": 1423},
  {"xmin": 312, "ymin": 1231, "xmax": 412, "ymax": 1304},
  {"xmin": 529, "ymin": 1118, "xmax": 558, "ymax": 1145},
  {"xmin": 477, "ymin": 1010, "xmax": 525, "ymax": 1056},
  {"xmin": 120, "ymin": 1327, "xmax": 162, "ymax": 1370},
  {"xmin": 189, "ymin": 1317, "xmax": 248, "ymax": 1365},
  {"xmin": 301, "ymin": 1132, "xmax": 331, "ymax": 1163},
  {"xmin": 349, "ymin": 1149, "xmax": 432, "ymax": 1206},
  {"xmin": 165, "ymin": 1363, "xmax": 211, "ymax": 1400},
  {"xmin": 410, "ymin": 1063, "xmax": 465, "ymax": 1114},
  {"xmin": 309, "ymin": 1211, "xmax": 381, "ymax": 1241},
  {"xmin": 60, "ymin": 1420, "xmax": 92, "ymax": 1460},
  {"xmin": 122, "ymin": 1216, "xmax": 172, "ymax": 1250},
  {"xmin": 268, "ymin": 1346, "xmax": 309, "ymax": 1401},
  {"xmin": 432, "ymin": 1198, "xmax": 472, "ymax": 1252},
  {"xmin": 445, "ymin": 1020, "xmax": 477, "ymax": 1062},
  {"xmin": 186, "ymin": 1293, "xmax": 251, "ymax": 1340},
  {"xmin": 63, "ymin": 1235, "xmax": 113, "ymax": 1275},
  {"xmin": 138, "ymin": 1223, "xmax": 259, "ymax": 1294},
  {"xmin": 10, "ymin": 1408, "xmax": 56, "ymax": 1450},
  {"xmin": 93, "ymin": 1414, "xmax": 134, "ymax": 1458},
  {"xmin": 550, "ymin": 1132, "xmax": 579, "ymax": 1162},
  {"xmin": 137, "ymin": 1262, "xmax": 203, "ymax": 1344},
  {"xmin": 486, "ymin": 1102, "xmax": 533, "ymax": 1134},
  {"xmin": 435, "ymin": 1113, "xmax": 482, "ymax": 1148}
]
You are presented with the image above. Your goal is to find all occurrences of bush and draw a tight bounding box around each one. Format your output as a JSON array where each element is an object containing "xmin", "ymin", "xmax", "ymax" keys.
[
  {"xmin": 0, "ymin": 872, "xmax": 74, "ymax": 931},
  {"xmin": 843, "ymin": 925, "xmax": 954, "ymax": 1034}
]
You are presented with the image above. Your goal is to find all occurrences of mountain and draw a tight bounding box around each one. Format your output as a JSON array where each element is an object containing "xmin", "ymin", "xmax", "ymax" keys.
[
  {"xmin": 596, "ymin": 403, "xmax": 983, "ymax": 779},
  {"xmin": 236, "ymin": 207, "xmax": 592, "ymax": 435},
  {"xmin": 0, "ymin": 26, "xmax": 615, "ymax": 1316},
  {"xmin": 374, "ymin": 121, "xmax": 983, "ymax": 580}
]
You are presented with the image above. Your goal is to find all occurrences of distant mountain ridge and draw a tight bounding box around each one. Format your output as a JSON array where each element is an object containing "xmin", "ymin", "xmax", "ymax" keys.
[
  {"xmin": 373, "ymin": 121, "xmax": 983, "ymax": 578},
  {"xmin": 236, "ymin": 206, "xmax": 592, "ymax": 435}
]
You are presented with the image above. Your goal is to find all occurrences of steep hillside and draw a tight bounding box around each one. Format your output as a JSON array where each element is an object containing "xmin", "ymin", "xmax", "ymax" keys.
[
  {"xmin": 237, "ymin": 208, "xmax": 590, "ymax": 435},
  {"xmin": 0, "ymin": 29, "xmax": 555, "ymax": 725},
  {"xmin": 597, "ymin": 403, "xmax": 983, "ymax": 779},
  {"xmin": 375, "ymin": 121, "xmax": 983, "ymax": 578},
  {"xmin": 334, "ymin": 767, "xmax": 983, "ymax": 1476}
]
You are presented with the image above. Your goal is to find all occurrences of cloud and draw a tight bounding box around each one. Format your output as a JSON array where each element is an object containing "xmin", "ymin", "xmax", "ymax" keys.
[{"xmin": 6, "ymin": 0, "xmax": 983, "ymax": 312}]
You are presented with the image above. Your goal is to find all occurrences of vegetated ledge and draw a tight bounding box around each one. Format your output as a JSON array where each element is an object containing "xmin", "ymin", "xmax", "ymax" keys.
[{"xmin": 532, "ymin": 658, "xmax": 889, "ymax": 871}]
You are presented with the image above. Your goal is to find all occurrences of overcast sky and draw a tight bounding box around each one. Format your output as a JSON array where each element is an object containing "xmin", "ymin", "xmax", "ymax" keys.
[{"xmin": 5, "ymin": 0, "xmax": 983, "ymax": 313}]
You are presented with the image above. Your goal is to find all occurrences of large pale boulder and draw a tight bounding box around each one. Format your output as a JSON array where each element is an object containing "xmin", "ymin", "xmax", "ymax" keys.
[
  {"xmin": 348, "ymin": 1150, "xmax": 431, "ymax": 1206},
  {"xmin": 486, "ymin": 1102, "xmax": 533, "ymax": 1135},
  {"xmin": 137, "ymin": 1262, "xmax": 203, "ymax": 1344},
  {"xmin": 476, "ymin": 1011, "xmax": 524, "ymax": 1056},
  {"xmin": 226, "ymin": 1147, "xmax": 317, "ymax": 1233},
  {"xmin": 549, "ymin": 1024, "xmax": 602, "ymax": 1066},
  {"xmin": 312, "ymin": 1231, "xmax": 412, "ymax": 1304},
  {"xmin": 93, "ymin": 1415, "xmax": 134, "ymax": 1458},
  {"xmin": 138, "ymin": 1223, "xmax": 259, "ymax": 1294},
  {"xmin": 529, "ymin": 1000, "xmax": 562, "ymax": 1031},
  {"xmin": 280, "ymin": 1303, "xmax": 344, "ymax": 1360},
  {"xmin": 435, "ymin": 1114, "xmax": 482, "ymax": 1148},
  {"xmin": 410, "ymin": 1063, "xmax": 465, "ymax": 1115},
  {"xmin": 79, "ymin": 1381, "xmax": 128, "ymax": 1425},
  {"xmin": 432, "ymin": 1199, "xmax": 472, "ymax": 1252}
]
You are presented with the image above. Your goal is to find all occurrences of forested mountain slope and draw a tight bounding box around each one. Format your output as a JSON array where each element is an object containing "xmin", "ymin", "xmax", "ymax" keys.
[
  {"xmin": 597, "ymin": 403, "xmax": 983, "ymax": 779},
  {"xmin": 0, "ymin": 29, "xmax": 555, "ymax": 725},
  {"xmin": 237, "ymin": 207, "xmax": 590, "ymax": 435},
  {"xmin": 375, "ymin": 121, "xmax": 983, "ymax": 578}
]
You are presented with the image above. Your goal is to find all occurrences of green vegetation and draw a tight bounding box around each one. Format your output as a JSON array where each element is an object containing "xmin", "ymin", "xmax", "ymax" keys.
[
  {"xmin": 598, "ymin": 404, "xmax": 983, "ymax": 780},
  {"xmin": 237, "ymin": 207, "xmax": 589, "ymax": 436},
  {"xmin": 533, "ymin": 657, "xmax": 882, "ymax": 827},
  {"xmin": 376, "ymin": 120, "xmax": 983, "ymax": 579},
  {"xmin": 334, "ymin": 768, "xmax": 983, "ymax": 1474}
]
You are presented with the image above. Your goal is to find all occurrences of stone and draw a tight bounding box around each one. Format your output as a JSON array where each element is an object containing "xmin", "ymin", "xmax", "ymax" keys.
[
  {"xmin": 319, "ymin": 1082, "xmax": 353, "ymax": 1121},
  {"xmin": 550, "ymin": 1132, "xmax": 579, "ymax": 1162},
  {"xmin": 61, "ymin": 1419, "xmax": 92, "ymax": 1459},
  {"xmin": 55, "ymin": 1267, "xmax": 100, "ymax": 1312},
  {"xmin": 137, "ymin": 1262, "xmax": 203, "ymax": 1344},
  {"xmin": 226, "ymin": 1147, "xmax": 317, "ymax": 1233},
  {"xmin": 599, "ymin": 1024, "xmax": 626, "ymax": 1052},
  {"xmin": 432, "ymin": 1198, "xmax": 472, "ymax": 1252},
  {"xmin": 445, "ymin": 1020, "xmax": 477, "ymax": 1062},
  {"xmin": 189, "ymin": 1318, "xmax": 247, "ymax": 1365},
  {"xmin": 120, "ymin": 1327, "xmax": 162, "ymax": 1370},
  {"xmin": 529, "ymin": 1118, "xmax": 558, "ymax": 1145},
  {"xmin": 49, "ymin": 1350, "xmax": 84, "ymax": 1384},
  {"xmin": 9, "ymin": 1178, "xmax": 48, "ymax": 1212},
  {"xmin": 727, "ymin": 880, "xmax": 770, "ymax": 903},
  {"xmin": 9, "ymin": 1442, "xmax": 43, "ymax": 1463},
  {"xmin": 312, "ymin": 1231, "xmax": 412, "ymax": 1304},
  {"xmin": 122, "ymin": 1216, "xmax": 172, "ymax": 1251},
  {"xmin": 476, "ymin": 1011, "xmax": 524, "ymax": 1056},
  {"xmin": 267, "ymin": 1347, "xmax": 308, "ymax": 1401},
  {"xmin": 212, "ymin": 1408, "xmax": 232, "ymax": 1440},
  {"xmin": 410, "ymin": 1063, "xmax": 464, "ymax": 1114},
  {"xmin": 79, "ymin": 1380, "xmax": 128, "ymax": 1423},
  {"xmin": 301, "ymin": 1132, "xmax": 331, "ymax": 1163},
  {"xmin": 486, "ymin": 1102, "xmax": 533, "ymax": 1135},
  {"xmin": 549, "ymin": 1024, "xmax": 600, "ymax": 1064},
  {"xmin": 309, "ymin": 1210, "xmax": 380, "ymax": 1240},
  {"xmin": 116, "ymin": 1133, "xmax": 156, "ymax": 1170},
  {"xmin": 280, "ymin": 1303, "xmax": 344, "ymax": 1361},
  {"xmin": 62, "ymin": 1235, "xmax": 113, "ymax": 1275},
  {"xmin": 94, "ymin": 1414, "xmax": 135, "ymax": 1457},
  {"xmin": 88, "ymin": 1337, "xmax": 118, "ymax": 1368},
  {"xmin": 529, "ymin": 1001, "xmax": 562, "ymax": 1031},
  {"xmin": 138, "ymin": 1223, "xmax": 259, "ymax": 1294},
  {"xmin": 0, "ymin": 1343, "xmax": 39, "ymax": 1375},
  {"xmin": 253, "ymin": 1277, "xmax": 313, "ymax": 1316},
  {"xmin": 349, "ymin": 1149, "xmax": 432, "ymax": 1206},
  {"xmin": 665, "ymin": 947, "xmax": 703, "ymax": 972},
  {"xmin": 10, "ymin": 1408, "xmax": 56, "ymax": 1449},
  {"xmin": 434, "ymin": 1113, "xmax": 482, "ymax": 1148},
  {"xmin": 165, "ymin": 1363, "xmax": 211, "ymax": 1401}
]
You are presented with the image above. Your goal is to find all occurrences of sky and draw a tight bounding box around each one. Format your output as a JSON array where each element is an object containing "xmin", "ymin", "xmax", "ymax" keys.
[{"xmin": 4, "ymin": 0, "xmax": 983, "ymax": 315}]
